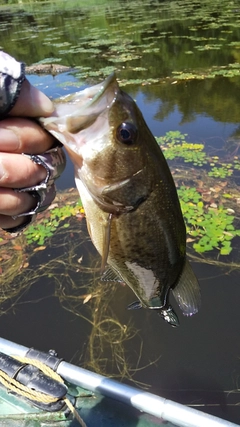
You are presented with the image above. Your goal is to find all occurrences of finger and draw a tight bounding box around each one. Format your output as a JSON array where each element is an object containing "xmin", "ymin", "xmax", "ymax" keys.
[
  {"xmin": 9, "ymin": 79, "xmax": 54, "ymax": 117},
  {"xmin": 0, "ymin": 118, "xmax": 55, "ymax": 154},
  {"xmin": 0, "ymin": 214, "xmax": 30, "ymax": 231},
  {"xmin": 0, "ymin": 188, "xmax": 36, "ymax": 217},
  {"xmin": 0, "ymin": 187, "xmax": 36, "ymax": 230},
  {"xmin": 0, "ymin": 153, "xmax": 47, "ymax": 188}
]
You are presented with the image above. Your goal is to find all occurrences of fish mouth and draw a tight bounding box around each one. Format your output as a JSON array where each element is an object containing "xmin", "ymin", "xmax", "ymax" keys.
[
  {"xmin": 65, "ymin": 72, "xmax": 119, "ymax": 114},
  {"xmin": 63, "ymin": 73, "xmax": 119, "ymax": 136},
  {"xmin": 67, "ymin": 72, "xmax": 118, "ymax": 114},
  {"xmin": 40, "ymin": 73, "xmax": 119, "ymax": 134},
  {"xmin": 87, "ymin": 72, "xmax": 118, "ymax": 108}
]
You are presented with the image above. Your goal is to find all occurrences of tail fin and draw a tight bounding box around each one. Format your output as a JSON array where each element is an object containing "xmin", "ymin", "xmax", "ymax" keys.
[{"xmin": 172, "ymin": 258, "xmax": 201, "ymax": 317}]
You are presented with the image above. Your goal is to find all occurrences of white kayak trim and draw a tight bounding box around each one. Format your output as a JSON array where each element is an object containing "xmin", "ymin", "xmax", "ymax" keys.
[{"xmin": 0, "ymin": 337, "xmax": 238, "ymax": 427}]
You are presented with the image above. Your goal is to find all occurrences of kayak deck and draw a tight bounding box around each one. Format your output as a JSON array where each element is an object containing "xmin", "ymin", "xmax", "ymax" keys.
[
  {"xmin": 0, "ymin": 386, "xmax": 176, "ymax": 427},
  {"xmin": 0, "ymin": 338, "xmax": 238, "ymax": 427}
]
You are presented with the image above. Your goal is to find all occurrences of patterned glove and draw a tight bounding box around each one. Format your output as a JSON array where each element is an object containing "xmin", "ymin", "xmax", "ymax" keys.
[{"xmin": 0, "ymin": 51, "xmax": 66, "ymax": 232}]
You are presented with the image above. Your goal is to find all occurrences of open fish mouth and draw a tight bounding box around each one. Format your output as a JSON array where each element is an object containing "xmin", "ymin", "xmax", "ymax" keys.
[
  {"xmin": 41, "ymin": 73, "xmax": 118, "ymax": 128},
  {"xmin": 61, "ymin": 72, "xmax": 118, "ymax": 113},
  {"xmin": 39, "ymin": 73, "xmax": 120, "ymax": 158},
  {"xmin": 85, "ymin": 72, "xmax": 118, "ymax": 109}
]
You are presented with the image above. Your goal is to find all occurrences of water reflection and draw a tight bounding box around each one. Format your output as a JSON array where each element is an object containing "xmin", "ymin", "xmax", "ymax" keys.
[{"xmin": 141, "ymin": 78, "xmax": 240, "ymax": 125}]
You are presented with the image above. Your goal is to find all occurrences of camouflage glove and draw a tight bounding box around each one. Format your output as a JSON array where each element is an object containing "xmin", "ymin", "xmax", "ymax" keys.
[
  {"xmin": 0, "ymin": 51, "xmax": 66, "ymax": 233},
  {"xmin": 0, "ymin": 51, "xmax": 25, "ymax": 117}
]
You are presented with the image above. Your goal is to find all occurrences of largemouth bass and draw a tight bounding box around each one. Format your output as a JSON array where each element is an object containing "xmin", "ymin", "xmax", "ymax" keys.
[{"xmin": 40, "ymin": 74, "xmax": 201, "ymax": 327}]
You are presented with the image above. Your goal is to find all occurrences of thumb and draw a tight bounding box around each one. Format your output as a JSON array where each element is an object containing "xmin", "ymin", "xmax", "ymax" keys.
[{"xmin": 9, "ymin": 79, "xmax": 54, "ymax": 117}]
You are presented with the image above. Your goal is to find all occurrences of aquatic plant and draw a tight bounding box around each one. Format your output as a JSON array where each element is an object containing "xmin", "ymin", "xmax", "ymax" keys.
[
  {"xmin": 3, "ymin": 0, "xmax": 240, "ymax": 88},
  {"xmin": 154, "ymin": 131, "xmax": 240, "ymax": 255},
  {"xmin": 24, "ymin": 199, "xmax": 83, "ymax": 245},
  {"xmin": 178, "ymin": 186, "xmax": 240, "ymax": 255},
  {"xmin": 0, "ymin": 234, "xmax": 28, "ymax": 305},
  {"xmin": 25, "ymin": 220, "xmax": 58, "ymax": 246},
  {"xmin": 157, "ymin": 131, "xmax": 240, "ymax": 179},
  {"xmin": 208, "ymin": 158, "xmax": 240, "ymax": 178},
  {"xmin": 156, "ymin": 131, "xmax": 207, "ymax": 166},
  {"xmin": 208, "ymin": 165, "xmax": 233, "ymax": 179}
]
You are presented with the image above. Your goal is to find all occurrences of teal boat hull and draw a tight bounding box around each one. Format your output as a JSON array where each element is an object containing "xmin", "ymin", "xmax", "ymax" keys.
[{"xmin": 0, "ymin": 386, "xmax": 175, "ymax": 427}]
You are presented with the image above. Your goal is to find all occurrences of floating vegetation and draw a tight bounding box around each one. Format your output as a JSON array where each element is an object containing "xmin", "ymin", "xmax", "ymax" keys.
[
  {"xmin": 157, "ymin": 131, "xmax": 208, "ymax": 166},
  {"xmin": 156, "ymin": 131, "xmax": 240, "ymax": 255},
  {"xmin": 24, "ymin": 199, "xmax": 83, "ymax": 246},
  {"xmin": 172, "ymin": 64, "xmax": 240, "ymax": 81},
  {"xmin": 2, "ymin": 0, "xmax": 240, "ymax": 86},
  {"xmin": 157, "ymin": 131, "xmax": 240, "ymax": 179},
  {"xmin": 208, "ymin": 165, "xmax": 233, "ymax": 179},
  {"xmin": 178, "ymin": 186, "xmax": 240, "ymax": 255}
]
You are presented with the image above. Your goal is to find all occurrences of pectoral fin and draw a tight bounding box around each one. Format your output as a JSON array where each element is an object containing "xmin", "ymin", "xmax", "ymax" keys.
[
  {"xmin": 172, "ymin": 258, "xmax": 201, "ymax": 316},
  {"xmin": 128, "ymin": 301, "xmax": 142, "ymax": 310}
]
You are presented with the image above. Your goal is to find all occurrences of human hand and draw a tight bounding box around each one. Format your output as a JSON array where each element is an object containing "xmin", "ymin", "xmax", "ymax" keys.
[{"xmin": 0, "ymin": 79, "xmax": 58, "ymax": 231}]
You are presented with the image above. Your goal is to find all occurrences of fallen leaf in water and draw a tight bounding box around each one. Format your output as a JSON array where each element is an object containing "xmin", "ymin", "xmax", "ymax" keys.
[
  {"xmin": 33, "ymin": 246, "xmax": 46, "ymax": 252},
  {"xmin": 1, "ymin": 253, "xmax": 11, "ymax": 260},
  {"xmin": 12, "ymin": 245, "xmax": 23, "ymax": 250},
  {"xmin": 83, "ymin": 294, "xmax": 92, "ymax": 304},
  {"xmin": 0, "ymin": 240, "xmax": 10, "ymax": 246},
  {"xmin": 48, "ymin": 203, "xmax": 59, "ymax": 210}
]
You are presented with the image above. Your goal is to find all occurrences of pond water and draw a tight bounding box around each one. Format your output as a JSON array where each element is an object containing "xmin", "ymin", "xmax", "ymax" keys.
[{"xmin": 1, "ymin": 0, "xmax": 240, "ymax": 424}]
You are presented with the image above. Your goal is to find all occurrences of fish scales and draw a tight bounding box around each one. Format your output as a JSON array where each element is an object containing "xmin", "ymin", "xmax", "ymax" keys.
[{"xmin": 40, "ymin": 73, "xmax": 201, "ymax": 326}]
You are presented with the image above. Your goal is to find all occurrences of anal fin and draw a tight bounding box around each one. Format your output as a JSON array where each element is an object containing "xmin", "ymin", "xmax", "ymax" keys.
[{"xmin": 101, "ymin": 267, "xmax": 125, "ymax": 285}]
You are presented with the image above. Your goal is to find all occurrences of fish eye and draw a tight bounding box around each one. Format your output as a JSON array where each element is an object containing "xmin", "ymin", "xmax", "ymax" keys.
[{"xmin": 116, "ymin": 122, "xmax": 138, "ymax": 145}]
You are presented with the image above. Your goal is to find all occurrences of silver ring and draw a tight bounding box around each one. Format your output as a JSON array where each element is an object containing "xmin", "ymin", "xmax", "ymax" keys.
[{"xmin": 3, "ymin": 144, "xmax": 66, "ymax": 233}]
